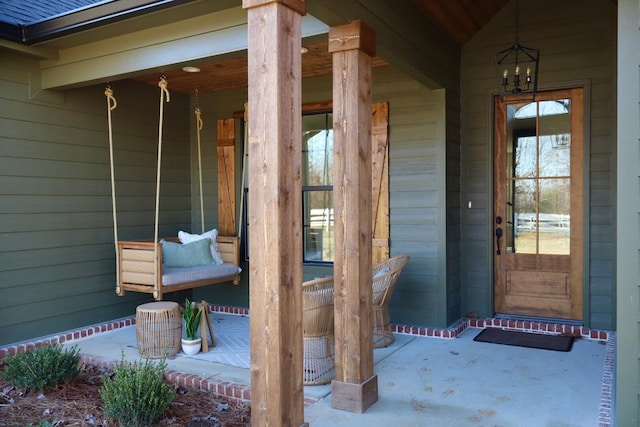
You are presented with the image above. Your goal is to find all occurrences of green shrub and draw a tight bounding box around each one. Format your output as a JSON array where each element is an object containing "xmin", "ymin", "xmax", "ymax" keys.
[
  {"xmin": 1, "ymin": 344, "xmax": 80, "ymax": 390},
  {"xmin": 100, "ymin": 357, "xmax": 176, "ymax": 427}
]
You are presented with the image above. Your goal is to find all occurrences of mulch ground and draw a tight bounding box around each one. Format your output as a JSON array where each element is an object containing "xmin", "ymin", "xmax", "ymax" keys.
[{"xmin": 0, "ymin": 364, "xmax": 250, "ymax": 426}]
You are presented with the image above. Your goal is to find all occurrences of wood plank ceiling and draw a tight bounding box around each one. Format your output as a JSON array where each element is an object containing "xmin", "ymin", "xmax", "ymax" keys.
[{"xmin": 131, "ymin": 0, "xmax": 508, "ymax": 95}]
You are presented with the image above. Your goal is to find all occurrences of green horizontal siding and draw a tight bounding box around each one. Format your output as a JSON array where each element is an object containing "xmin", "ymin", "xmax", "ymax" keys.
[
  {"xmin": 460, "ymin": 0, "xmax": 616, "ymax": 329},
  {"xmin": 0, "ymin": 52, "xmax": 192, "ymax": 345}
]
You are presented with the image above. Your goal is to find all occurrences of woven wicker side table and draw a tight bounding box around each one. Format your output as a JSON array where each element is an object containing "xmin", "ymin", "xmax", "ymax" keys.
[{"xmin": 136, "ymin": 301, "xmax": 182, "ymax": 359}]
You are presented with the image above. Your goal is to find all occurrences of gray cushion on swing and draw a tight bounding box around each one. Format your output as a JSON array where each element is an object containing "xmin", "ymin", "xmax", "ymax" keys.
[
  {"xmin": 161, "ymin": 238, "xmax": 214, "ymax": 267},
  {"xmin": 162, "ymin": 263, "xmax": 243, "ymax": 287}
]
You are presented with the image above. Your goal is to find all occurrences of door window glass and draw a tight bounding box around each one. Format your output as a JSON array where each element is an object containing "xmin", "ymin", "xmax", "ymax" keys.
[{"xmin": 505, "ymin": 99, "xmax": 571, "ymax": 255}]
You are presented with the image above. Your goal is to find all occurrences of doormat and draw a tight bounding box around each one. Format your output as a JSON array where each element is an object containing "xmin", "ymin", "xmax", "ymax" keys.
[{"xmin": 473, "ymin": 328, "xmax": 574, "ymax": 352}]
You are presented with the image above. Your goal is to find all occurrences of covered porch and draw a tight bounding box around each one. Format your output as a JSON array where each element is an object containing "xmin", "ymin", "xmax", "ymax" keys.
[
  {"xmin": 0, "ymin": 0, "xmax": 630, "ymax": 423},
  {"xmin": 0, "ymin": 306, "xmax": 613, "ymax": 426}
]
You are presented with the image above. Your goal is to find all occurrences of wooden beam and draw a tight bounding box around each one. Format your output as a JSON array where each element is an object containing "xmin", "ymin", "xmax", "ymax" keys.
[
  {"xmin": 329, "ymin": 19, "xmax": 378, "ymax": 413},
  {"xmin": 242, "ymin": 0, "xmax": 307, "ymax": 426}
]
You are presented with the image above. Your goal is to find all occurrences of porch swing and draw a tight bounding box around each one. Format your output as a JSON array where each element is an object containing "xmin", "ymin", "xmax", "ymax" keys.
[{"xmin": 105, "ymin": 78, "xmax": 241, "ymax": 301}]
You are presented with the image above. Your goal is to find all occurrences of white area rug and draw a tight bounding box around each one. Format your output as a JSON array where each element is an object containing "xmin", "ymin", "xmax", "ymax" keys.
[
  {"xmin": 197, "ymin": 314, "xmax": 334, "ymax": 384},
  {"xmin": 185, "ymin": 314, "xmax": 251, "ymax": 369}
]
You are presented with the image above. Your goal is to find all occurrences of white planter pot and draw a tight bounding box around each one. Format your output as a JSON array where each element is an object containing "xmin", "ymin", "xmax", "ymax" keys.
[{"xmin": 181, "ymin": 337, "xmax": 201, "ymax": 355}]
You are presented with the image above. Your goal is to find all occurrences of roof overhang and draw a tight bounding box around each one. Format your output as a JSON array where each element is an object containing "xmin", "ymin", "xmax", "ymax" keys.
[
  {"xmin": 36, "ymin": 6, "xmax": 328, "ymax": 91},
  {"xmin": 2, "ymin": 0, "xmax": 465, "ymax": 94},
  {"xmin": 1, "ymin": 0, "xmax": 203, "ymax": 45}
]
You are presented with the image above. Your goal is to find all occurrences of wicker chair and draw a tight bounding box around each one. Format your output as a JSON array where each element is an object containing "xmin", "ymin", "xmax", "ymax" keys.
[
  {"xmin": 372, "ymin": 254, "xmax": 410, "ymax": 348},
  {"xmin": 302, "ymin": 276, "xmax": 335, "ymax": 385}
]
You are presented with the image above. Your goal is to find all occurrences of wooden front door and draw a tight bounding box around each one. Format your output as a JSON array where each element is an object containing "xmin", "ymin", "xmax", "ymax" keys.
[{"xmin": 493, "ymin": 88, "xmax": 584, "ymax": 320}]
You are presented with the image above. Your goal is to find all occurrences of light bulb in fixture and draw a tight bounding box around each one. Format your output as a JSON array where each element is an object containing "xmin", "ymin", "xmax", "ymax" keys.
[{"xmin": 182, "ymin": 66, "xmax": 201, "ymax": 73}]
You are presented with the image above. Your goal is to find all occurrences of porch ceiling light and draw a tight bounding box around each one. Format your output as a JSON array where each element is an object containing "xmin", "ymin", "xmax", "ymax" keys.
[{"xmin": 495, "ymin": 0, "xmax": 539, "ymax": 97}]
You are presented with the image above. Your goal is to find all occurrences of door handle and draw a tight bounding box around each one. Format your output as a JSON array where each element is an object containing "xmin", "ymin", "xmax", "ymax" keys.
[{"xmin": 495, "ymin": 216, "xmax": 503, "ymax": 255}]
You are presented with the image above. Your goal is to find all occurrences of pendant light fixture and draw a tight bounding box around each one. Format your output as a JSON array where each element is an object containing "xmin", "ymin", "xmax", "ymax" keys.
[{"xmin": 495, "ymin": 0, "xmax": 539, "ymax": 97}]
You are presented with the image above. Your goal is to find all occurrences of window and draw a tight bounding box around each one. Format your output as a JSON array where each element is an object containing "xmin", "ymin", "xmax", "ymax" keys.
[
  {"xmin": 239, "ymin": 102, "xmax": 389, "ymax": 265},
  {"xmin": 302, "ymin": 112, "xmax": 334, "ymax": 264},
  {"xmin": 241, "ymin": 111, "xmax": 335, "ymax": 265}
]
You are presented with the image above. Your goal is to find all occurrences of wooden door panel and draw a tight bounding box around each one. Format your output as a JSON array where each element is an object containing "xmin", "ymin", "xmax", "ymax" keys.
[
  {"xmin": 504, "ymin": 267, "xmax": 572, "ymax": 318},
  {"xmin": 506, "ymin": 270, "xmax": 569, "ymax": 296},
  {"xmin": 504, "ymin": 254, "xmax": 570, "ymax": 271},
  {"xmin": 501, "ymin": 294, "xmax": 572, "ymax": 319}
]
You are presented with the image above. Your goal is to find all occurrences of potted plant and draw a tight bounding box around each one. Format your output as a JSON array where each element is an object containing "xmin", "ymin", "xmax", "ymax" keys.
[{"xmin": 181, "ymin": 298, "xmax": 202, "ymax": 355}]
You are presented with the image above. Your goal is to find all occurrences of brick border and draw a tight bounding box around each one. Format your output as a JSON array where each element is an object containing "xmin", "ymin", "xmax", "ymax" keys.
[
  {"xmin": 0, "ymin": 306, "xmax": 254, "ymax": 406},
  {"xmin": 598, "ymin": 332, "xmax": 615, "ymax": 427},
  {"xmin": 0, "ymin": 306, "xmax": 612, "ymax": 419},
  {"xmin": 0, "ymin": 317, "xmax": 136, "ymax": 360},
  {"xmin": 393, "ymin": 317, "xmax": 609, "ymax": 341}
]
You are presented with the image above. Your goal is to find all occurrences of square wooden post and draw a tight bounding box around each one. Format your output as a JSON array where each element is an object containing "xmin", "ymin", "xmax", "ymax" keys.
[
  {"xmin": 242, "ymin": 0, "xmax": 307, "ymax": 426},
  {"xmin": 329, "ymin": 20, "xmax": 378, "ymax": 413}
]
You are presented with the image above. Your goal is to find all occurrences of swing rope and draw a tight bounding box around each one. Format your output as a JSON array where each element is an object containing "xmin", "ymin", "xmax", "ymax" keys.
[
  {"xmin": 238, "ymin": 102, "xmax": 248, "ymax": 241},
  {"xmin": 154, "ymin": 77, "xmax": 170, "ymax": 297},
  {"xmin": 195, "ymin": 102, "xmax": 205, "ymax": 233},
  {"xmin": 105, "ymin": 87, "xmax": 120, "ymax": 294}
]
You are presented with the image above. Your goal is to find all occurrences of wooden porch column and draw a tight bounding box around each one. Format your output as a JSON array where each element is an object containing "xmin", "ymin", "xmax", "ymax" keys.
[
  {"xmin": 242, "ymin": 1, "xmax": 306, "ymax": 426},
  {"xmin": 329, "ymin": 20, "xmax": 378, "ymax": 413}
]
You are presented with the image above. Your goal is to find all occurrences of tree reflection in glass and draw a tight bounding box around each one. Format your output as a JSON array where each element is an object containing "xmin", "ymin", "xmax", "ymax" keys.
[{"xmin": 506, "ymin": 99, "xmax": 571, "ymax": 255}]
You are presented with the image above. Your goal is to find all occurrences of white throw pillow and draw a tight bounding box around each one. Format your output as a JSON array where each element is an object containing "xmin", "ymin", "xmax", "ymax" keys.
[{"xmin": 178, "ymin": 229, "xmax": 224, "ymax": 265}]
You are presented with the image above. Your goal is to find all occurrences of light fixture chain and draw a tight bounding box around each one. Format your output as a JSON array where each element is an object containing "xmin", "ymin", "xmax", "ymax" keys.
[
  {"xmin": 494, "ymin": 0, "xmax": 539, "ymax": 98},
  {"xmin": 515, "ymin": 0, "xmax": 519, "ymax": 44}
]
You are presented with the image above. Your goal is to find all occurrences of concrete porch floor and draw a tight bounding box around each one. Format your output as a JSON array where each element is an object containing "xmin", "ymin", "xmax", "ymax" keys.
[{"xmin": 1, "ymin": 308, "xmax": 614, "ymax": 427}]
